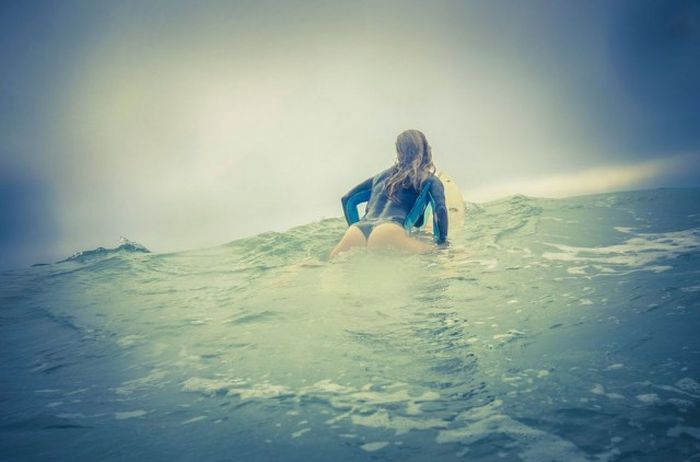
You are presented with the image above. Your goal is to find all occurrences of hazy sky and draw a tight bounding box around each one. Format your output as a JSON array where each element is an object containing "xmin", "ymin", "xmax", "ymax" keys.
[{"xmin": 1, "ymin": 0, "xmax": 699, "ymax": 268}]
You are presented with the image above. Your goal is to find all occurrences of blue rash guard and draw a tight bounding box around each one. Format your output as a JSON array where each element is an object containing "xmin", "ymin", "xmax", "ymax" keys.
[{"xmin": 341, "ymin": 166, "xmax": 449, "ymax": 245}]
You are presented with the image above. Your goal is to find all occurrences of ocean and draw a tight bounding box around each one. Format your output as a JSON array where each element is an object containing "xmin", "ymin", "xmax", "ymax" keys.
[{"xmin": 2, "ymin": 188, "xmax": 699, "ymax": 461}]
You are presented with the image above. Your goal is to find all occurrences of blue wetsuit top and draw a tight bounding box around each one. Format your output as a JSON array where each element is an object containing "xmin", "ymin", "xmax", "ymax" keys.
[{"xmin": 341, "ymin": 166, "xmax": 449, "ymax": 244}]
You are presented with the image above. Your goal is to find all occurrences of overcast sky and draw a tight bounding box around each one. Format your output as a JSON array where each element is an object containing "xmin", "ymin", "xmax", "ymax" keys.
[{"xmin": 1, "ymin": 0, "xmax": 699, "ymax": 268}]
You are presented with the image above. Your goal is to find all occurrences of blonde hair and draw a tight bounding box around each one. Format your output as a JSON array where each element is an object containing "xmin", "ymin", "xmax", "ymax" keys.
[{"xmin": 386, "ymin": 129, "xmax": 436, "ymax": 201}]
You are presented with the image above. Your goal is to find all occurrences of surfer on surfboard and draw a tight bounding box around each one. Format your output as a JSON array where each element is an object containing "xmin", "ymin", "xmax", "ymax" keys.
[{"xmin": 329, "ymin": 129, "xmax": 449, "ymax": 258}]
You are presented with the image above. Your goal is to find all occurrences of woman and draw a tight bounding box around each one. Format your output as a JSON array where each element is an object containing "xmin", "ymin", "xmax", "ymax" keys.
[{"xmin": 329, "ymin": 129, "xmax": 449, "ymax": 259}]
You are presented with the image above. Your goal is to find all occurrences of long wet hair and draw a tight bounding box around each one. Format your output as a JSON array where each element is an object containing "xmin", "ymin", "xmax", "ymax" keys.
[{"xmin": 385, "ymin": 129, "xmax": 436, "ymax": 201}]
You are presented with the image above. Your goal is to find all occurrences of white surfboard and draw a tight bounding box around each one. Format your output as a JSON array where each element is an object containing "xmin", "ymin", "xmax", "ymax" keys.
[{"xmin": 421, "ymin": 170, "xmax": 465, "ymax": 240}]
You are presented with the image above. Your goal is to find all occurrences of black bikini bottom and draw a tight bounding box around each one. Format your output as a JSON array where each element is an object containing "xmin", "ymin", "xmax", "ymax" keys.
[{"xmin": 352, "ymin": 219, "xmax": 404, "ymax": 239}]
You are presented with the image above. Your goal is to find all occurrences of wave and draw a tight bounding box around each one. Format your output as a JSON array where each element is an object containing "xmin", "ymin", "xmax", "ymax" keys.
[
  {"xmin": 50, "ymin": 187, "xmax": 700, "ymax": 268},
  {"xmin": 58, "ymin": 236, "xmax": 150, "ymax": 263},
  {"xmin": 3, "ymin": 187, "xmax": 700, "ymax": 461}
]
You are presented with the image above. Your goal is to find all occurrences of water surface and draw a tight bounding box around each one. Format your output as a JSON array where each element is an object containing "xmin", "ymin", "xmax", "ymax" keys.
[{"xmin": 2, "ymin": 189, "xmax": 700, "ymax": 461}]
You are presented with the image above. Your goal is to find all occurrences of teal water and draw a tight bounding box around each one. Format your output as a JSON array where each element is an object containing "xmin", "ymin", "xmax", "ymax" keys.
[{"xmin": 2, "ymin": 189, "xmax": 700, "ymax": 461}]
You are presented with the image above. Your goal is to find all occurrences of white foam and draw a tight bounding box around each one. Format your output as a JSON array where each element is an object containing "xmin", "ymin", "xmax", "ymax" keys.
[
  {"xmin": 361, "ymin": 441, "xmax": 390, "ymax": 452},
  {"xmin": 181, "ymin": 416, "xmax": 207, "ymax": 424},
  {"xmin": 473, "ymin": 259, "xmax": 498, "ymax": 270},
  {"xmin": 182, "ymin": 377, "xmax": 292, "ymax": 399},
  {"xmin": 115, "ymin": 410, "xmax": 148, "ymax": 420},
  {"xmin": 437, "ymin": 413, "xmax": 590, "ymax": 462},
  {"xmin": 115, "ymin": 369, "xmax": 168, "ymax": 396},
  {"xmin": 236, "ymin": 383, "xmax": 293, "ymax": 400},
  {"xmin": 543, "ymin": 228, "xmax": 700, "ymax": 273},
  {"xmin": 66, "ymin": 388, "xmax": 89, "ymax": 396},
  {"xmin": 351, "ymin": 410, "xmax": 447, "ymax": 435},
  {"xmin": 116, "ymin": 335, "xmax": 143, "ymax": 348},
  {"xmin": 675, "ymin": 378, "xmax": 700, "ymax": 395},
  {"xmin": 635, "ymin": 393, "xmax": 659, "ymax": 404},
  {"xmin": 455, "ymin": 399, "xmax": 504, "ymax": 421},
  {"xmin": 183, "ymin": 376, "xmax": 443, "ymax": 431},
  {"xmin": 306, "ymin": 379, "xmax": 354, "ymax": 395},
  {"xmin": 291, "ymin": 428, "xmax": 311, "ymax": 438},
  {"xmin": 613, "ymin": 227, "xmax": 635, "ymax": 233},
  {"xmin": 181, "ymin": 377, "xmax": 245, "ymax": 396},
  {"xmin": 492, "ymin": 330, "xmax": 527, "ymax": 342},
  {"xmin": 590, "ymin": 384, "xmax": 605, "ymax": 395}
]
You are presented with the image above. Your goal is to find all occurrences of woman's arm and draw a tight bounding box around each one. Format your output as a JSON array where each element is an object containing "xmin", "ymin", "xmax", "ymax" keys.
[
  {"xmin": 341, "ymin": 175, "xmax": 374, "ymax": 225},
  {"xmin": 430, "ymin": 178, "xmax": 449, "ymax": 245}
]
